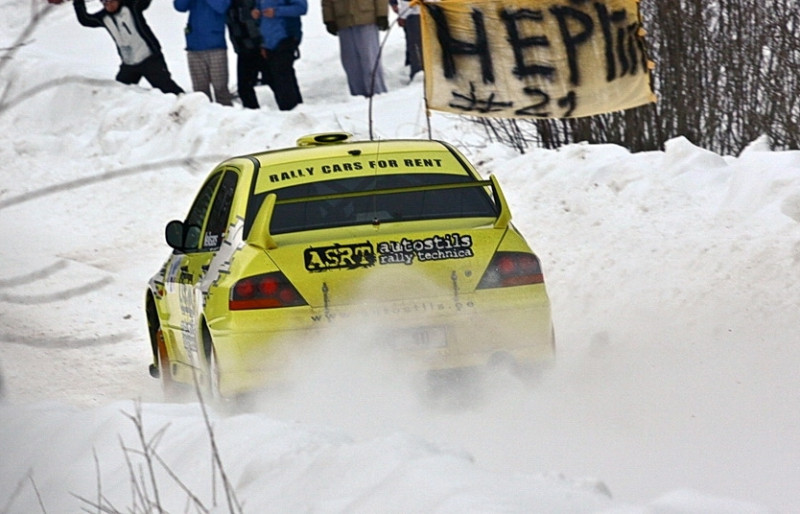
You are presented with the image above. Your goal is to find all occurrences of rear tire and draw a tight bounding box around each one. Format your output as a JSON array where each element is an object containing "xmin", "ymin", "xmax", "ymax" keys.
[
  {"xmin": 156, "ymin": 328, "xmax": 181, "ymax": 399},
  {"xmin": 208, "ymin": 345, "xmax": 221, "ymax": 400},
  {"xmin": 147, "ymin": 297, "xmax": 181, "ymax": 400},
  {"xmin": 202, "ymin": 323, "xmax": 222, "ymax": 400}
]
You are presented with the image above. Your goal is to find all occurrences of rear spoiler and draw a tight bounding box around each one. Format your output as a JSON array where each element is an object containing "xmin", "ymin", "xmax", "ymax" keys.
[
  {"xmin": 488, "ymin": 175, "xmax": 511, "ymax": 229},
  {"xmin": 248, "ymin": 193, "xmax": 278, "ymax": 250},
  {"xmin": 246, "ymin": 175, "xmax": 511, "ymax": 250}
]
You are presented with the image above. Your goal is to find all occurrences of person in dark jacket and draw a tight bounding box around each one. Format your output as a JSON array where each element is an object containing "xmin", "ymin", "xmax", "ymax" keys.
[
  {"xmin": 389, "ymin": 0, "xmax": 422, "ymax": 81},
  {"xmin": 251, "ymin": 0, "xmax": 306, "ymax": 110},
  {"xmin": 226, "ymin": 0, "xmax": 265, "ymax": 109},
  {"xmin": 73, "ymin": 0, "xmax": 184, "ymax": 95},
  {"xmin": 174, "ymin": 0, "xmax": 234, "ymax": 105}
]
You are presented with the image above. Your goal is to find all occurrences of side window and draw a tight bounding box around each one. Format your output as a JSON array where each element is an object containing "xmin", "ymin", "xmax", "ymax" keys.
[
  {"xmin": 183, "ymin": 172, "xmax": 222, "ymax": 251},
  {"xmin": 202, "ymin": 171, "xmax": 239, "ymax": 250}
]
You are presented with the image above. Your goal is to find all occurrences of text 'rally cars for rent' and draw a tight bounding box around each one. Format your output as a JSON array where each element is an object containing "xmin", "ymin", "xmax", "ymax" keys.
[{"xmin": 145, "ymin": 133, "xmax": 555, "ymax": 397}]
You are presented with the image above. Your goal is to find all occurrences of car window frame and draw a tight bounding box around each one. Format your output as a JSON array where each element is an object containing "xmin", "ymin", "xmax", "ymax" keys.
[
  {"xmin": 201, "ymin": 169, "xmax": 239, "ymax": 251},
  {"xmin": 178, "ymin": 168, "xmax": 240, "ymax": 254},
  {"xmin": 249, "ymin": 173, "xmax": 499, "ymax": 235}
]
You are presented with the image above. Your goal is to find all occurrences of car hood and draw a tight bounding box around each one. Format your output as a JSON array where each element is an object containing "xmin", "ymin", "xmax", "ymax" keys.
[{"xmin": 265, "ymin": 224, "xmax": 505, "ymax": 307}]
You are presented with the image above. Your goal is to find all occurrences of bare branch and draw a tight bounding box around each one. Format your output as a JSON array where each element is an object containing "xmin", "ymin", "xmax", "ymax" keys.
[{"xmin": 191, "ymin": 367, "xmax": 242, "ymax": 513}]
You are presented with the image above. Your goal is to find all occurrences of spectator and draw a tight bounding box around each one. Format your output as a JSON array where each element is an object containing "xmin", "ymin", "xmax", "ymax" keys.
[
  {"xmin": 252, "ymin": 0, "xmax": 306, "ymax": 110},
  {"xmin": 322, "ymin": 0, "xmax": 388, "ymax": 97},
  {"xmin": 226, "ymin": 0, "xmax": 264, "ymax": 108},
  {"xmin": 174, "ymin": 0, "xmax": 234, "ymax": 105},
  {"xmin": 391, "ymin": 0, "xmax": 421, "ymax": 81},
  {"xmin": 72, "ymin": 0, "xmax": 184, "ymax": 95}
]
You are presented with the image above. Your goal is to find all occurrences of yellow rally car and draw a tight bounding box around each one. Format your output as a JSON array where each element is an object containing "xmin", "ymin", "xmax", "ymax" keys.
[{"xmin": 145, "ymin": 133, "xmax": 554, "ymax": 397}]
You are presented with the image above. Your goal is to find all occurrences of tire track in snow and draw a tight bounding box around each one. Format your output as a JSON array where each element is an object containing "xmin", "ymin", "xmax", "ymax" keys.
[
  {"xmin": 0, "ymin": 154, "xmax": 226, "ymax": 211},
  {"xmin": 0, "ymin": 277, "xmax": 113, "ymax": 304},
  {"xmin": 0, "ymin": 261, "xmax": 130, "ymax": 347},
  {"xmin": 0, "ymin": 332, "xmax": 134, "ymax": 349}
]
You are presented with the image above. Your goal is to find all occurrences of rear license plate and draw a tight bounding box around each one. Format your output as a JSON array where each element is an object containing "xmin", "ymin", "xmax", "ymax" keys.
[{"xmin": 388, "ymin": 327, "xmax": 447, "ymax": 350}]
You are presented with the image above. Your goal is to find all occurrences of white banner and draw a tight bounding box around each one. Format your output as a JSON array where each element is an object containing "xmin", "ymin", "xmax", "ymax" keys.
[{"xmin": 420, "ymin": 0, "xmax": 656, "ymax": 119}]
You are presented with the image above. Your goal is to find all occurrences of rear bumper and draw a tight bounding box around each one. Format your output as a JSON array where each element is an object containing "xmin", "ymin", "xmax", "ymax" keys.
[{"xmin": 208, "ymin": 288, "xmax": 553, "ymax": 396}]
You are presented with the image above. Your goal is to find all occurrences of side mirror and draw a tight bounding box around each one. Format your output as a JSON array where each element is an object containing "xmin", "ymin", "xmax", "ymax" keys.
[{"xmin": 165, "ymin": 220, "xmax": 185, "ymax": 250}]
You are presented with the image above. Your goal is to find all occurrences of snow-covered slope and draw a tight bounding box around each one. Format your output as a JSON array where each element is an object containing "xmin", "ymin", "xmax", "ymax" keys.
[{"xmin": 1, "ymin": 1, "xmax": 799, "ymax": 512}]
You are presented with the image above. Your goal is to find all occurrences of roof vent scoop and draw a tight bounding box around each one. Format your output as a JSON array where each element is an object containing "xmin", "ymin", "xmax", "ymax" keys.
[{"xmin": 296, "ymin": 132, "xmax": 352, "ymax": 147}]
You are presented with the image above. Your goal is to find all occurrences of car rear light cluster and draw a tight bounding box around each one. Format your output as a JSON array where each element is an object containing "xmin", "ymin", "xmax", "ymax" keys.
[
  {"xmin": 229, "ymin": 272, "xmax": 307, "ymax": 310},
  {"xmin": 477, "ymin": 252, "xmax": 544, "ymax": 289}
]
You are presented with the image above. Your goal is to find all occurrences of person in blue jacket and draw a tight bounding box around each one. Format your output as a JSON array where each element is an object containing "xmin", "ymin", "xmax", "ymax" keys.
[
  {"xmin": 73, "ymin": 0, "xmax": 184, "ymax": 95},
  {"xmin": 251, "ymin": 0, "xmax": 306, "ymax": 110},
  {"xmin": 174, "ymin": 0, "xmax": 233, "ymax": 105}
]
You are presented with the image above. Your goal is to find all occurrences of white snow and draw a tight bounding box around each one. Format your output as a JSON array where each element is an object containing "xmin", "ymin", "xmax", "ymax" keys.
[{"xmin": 1, "ymin": 1, "xmax": 799, "ymax": 512}]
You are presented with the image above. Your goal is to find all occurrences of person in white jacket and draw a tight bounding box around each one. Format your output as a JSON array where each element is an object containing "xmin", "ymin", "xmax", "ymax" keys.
[{"xmin": 73, "ymin": 0, "xmax": 184, "ymax": 94}]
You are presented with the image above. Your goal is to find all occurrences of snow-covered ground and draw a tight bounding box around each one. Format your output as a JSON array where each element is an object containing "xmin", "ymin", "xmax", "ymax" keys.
[{"xmin": 2, "ymin": 0, "xmax": 799, "ymax": 512}]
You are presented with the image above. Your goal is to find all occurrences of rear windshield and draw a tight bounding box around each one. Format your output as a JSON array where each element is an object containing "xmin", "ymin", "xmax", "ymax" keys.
[{"xmin": 246, "ymin": 173, "xmax": 498, "ymax": 235}]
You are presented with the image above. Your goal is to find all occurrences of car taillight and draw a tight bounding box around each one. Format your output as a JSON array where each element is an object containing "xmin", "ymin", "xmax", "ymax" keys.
[
  {"xmin": 229, "ymin": 272, "xmax": 307, "ymax": 310},
  {"xmin": 477, "ymin": 252, "xmax": 544, "ymax": 289}
]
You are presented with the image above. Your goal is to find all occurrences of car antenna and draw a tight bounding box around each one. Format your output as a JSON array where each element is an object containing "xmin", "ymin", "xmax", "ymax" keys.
[
  {"xmin": 368, "ymin": 19, "xmax": 393, "ymax": 141},
  {"xmin": 370, "ymin": 138, "xmax": 382, "ymax": 225}
]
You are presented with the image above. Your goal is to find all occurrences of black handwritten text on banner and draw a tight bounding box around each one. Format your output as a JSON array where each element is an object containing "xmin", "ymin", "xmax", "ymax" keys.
[{"xmin": 420, "ymin": 0, "xmax": 656, "ymax": 119}]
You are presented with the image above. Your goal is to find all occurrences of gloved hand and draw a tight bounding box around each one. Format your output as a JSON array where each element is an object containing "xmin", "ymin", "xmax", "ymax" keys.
[
  {"xmin": 377, "ymin": 15, "xmax": 388, "ymax": 30},
  {"xmin": 325, "ymin": 21, "xmax": 338, "ymax": 35}
]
